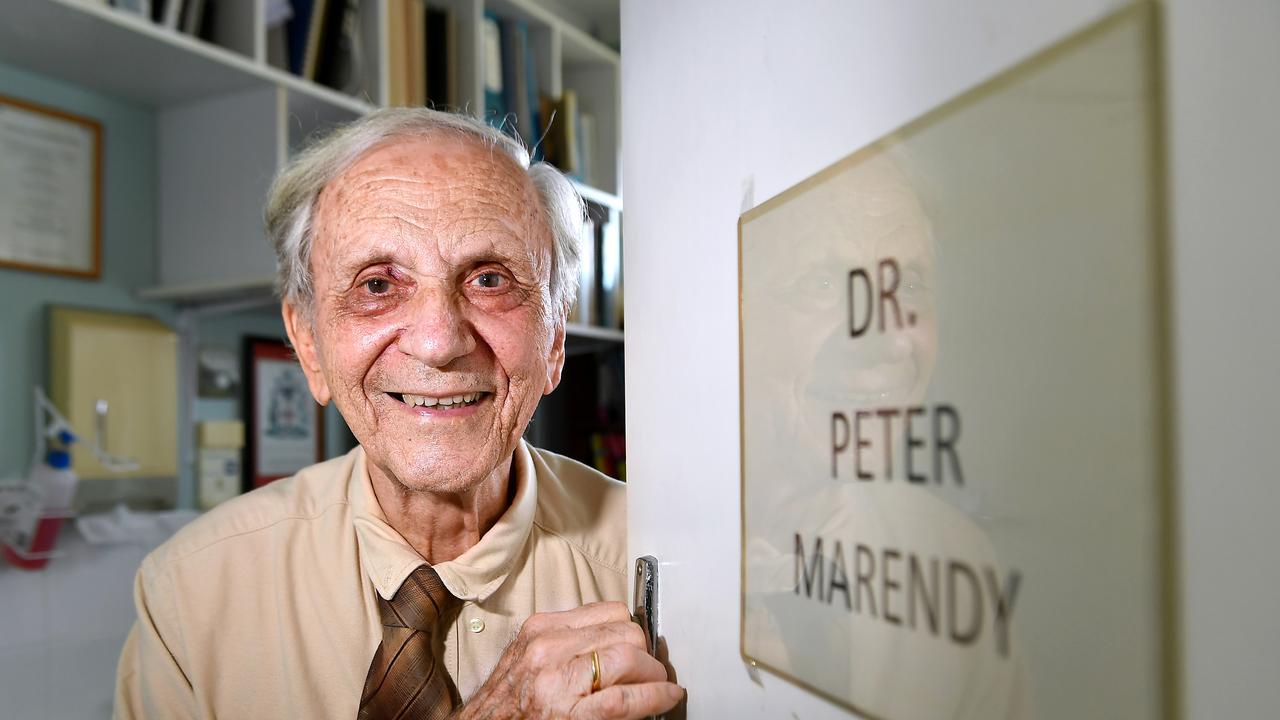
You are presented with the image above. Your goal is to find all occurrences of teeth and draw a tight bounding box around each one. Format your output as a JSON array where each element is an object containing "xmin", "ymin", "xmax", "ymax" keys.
[{"xmin": 399, "ymin": 392, "xmax": 482, "ymax": 407}]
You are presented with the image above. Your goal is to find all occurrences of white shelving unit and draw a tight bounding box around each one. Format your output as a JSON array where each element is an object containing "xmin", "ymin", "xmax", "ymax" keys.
[
  {"xmin": 0, "ymin": 0, "xmax": 626, "ymax": 495},
  {"xmin": 0, "ymin": 0, "xmax": 621, "ymax": 302}
]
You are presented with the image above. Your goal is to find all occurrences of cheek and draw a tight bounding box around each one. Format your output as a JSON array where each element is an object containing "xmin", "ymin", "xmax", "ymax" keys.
[
  {"xmin": 477, "ymin": 315, "xmax": 552, "ymax": 385},
  {"xmin": 318, "ymin": 315, "xmax": 401, "ymax": 388}
]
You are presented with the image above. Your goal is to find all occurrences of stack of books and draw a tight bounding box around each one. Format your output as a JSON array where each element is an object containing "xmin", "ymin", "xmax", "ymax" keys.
[
  {"xmin": 114, "ymin": 0, "xmax": 372, "ymax": 105},
  {"xmin": 481, "ymin": 11, "xmax": 596, "ymax": 185},
  {"xmin": 482, "ymin": 11, "xmax": 541, "ymax": 146},
  {"xmin": 274, "ymin": 0, "xmax": 366, "ymax": 96},
  {"xmin": 109, "ymin": 0, "xmax": 216, "ymax": 40}
]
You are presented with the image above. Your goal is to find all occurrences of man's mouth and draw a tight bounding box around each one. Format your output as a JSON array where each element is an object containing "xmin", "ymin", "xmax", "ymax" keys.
[{"xmin": 388, "ymin": 391, "xmax": 489, "ymax": 409}]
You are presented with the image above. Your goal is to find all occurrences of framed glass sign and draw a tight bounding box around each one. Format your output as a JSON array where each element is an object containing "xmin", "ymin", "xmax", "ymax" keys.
[{"xmin": 739, "ymin": 4, "xmax": 1173, "ymax": 718}]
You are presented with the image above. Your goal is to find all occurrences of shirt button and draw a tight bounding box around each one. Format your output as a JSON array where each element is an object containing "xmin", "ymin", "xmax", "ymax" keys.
[{"xmin": 468, "ymin": 617, "xmax": 485, "ymax": 633}]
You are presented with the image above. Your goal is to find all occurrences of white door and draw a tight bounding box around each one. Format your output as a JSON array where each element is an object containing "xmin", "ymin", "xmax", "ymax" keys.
[{"xmin": 621, "ymin": 1, "xmax": 1186, "ymax": 718}]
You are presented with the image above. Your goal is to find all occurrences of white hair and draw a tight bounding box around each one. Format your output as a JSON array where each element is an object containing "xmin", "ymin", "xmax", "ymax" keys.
[{"xmin": 265, "ymin": 107, "xmax": 583, "ymax": 318}]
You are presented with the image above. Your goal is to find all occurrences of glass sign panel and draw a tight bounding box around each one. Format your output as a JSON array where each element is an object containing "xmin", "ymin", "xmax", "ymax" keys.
[{"xmin": 739, "ymin": 5, "xmax": 1169, "ymax": 719}]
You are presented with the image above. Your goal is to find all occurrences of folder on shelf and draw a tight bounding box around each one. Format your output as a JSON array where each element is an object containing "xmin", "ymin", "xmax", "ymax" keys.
[
  {"xmin": 502, "ymin": 17, "xmax": 541, "ymax": 144},
  {"xmin": 283, "ymin": 0, "xmax": 340, "ymax": 81},
  {"xmin": 180, "ymin": 0, "xmax": 207, "ymax": 36},
  {"xmin": 573, "ymin": 215, "xmax": 597, "ymax": 326},
  {"xmin": 267, "ymin": 27, "xmax": 288, "ymax": 71},
  {"xmin": 524, "ymin": 28, "xmax": 543, "ymax": 159},
  {"xmin": 264, "ymin": 0, "xmax": 290, "ymax": 71},
  {"xmin": 482, "ymin": 11, "xmax": 507, "ymax": 127},
  {"xmin": 315, "ymin": 0, "xmax": 363, "ymax": 94},
  {"xmin": 161, "ymin": 0, "xmax": 183, "ymax": 28},
  {"xmin": 424, "ymin": 6, "xmax": 454, "ymax": 108},
  {"xmin": 408, "ymin": 0, "xmax": 427, "ymax": 106},
  {"xmin": 502, "ymin": 18, "xmax": 526, "ymax": 139},
  {"xmin": 578, "ymin": 111, "xmax": 596, "ymax": 187},
  {"xmin": 285, "ymin": 0, "xmax": 315, "ymax": 76},
  {"xmin": 516, "ymin": 19, "xmax": 544, "ymax": 151},
  {"xmin": 301, "ymin": 0, "xmax": 328, "ymax": 80},
  {"xmin": 540, "ymin": 90, "xmax": 580, "ymax": 176},
  {"xmin": 386, "ymin": 0, "xmax": 407, "ymax": 104},
  {"xmin": 562, "ymin": 90, "xmax": 581, "ymax": 177},
  {"xmin": 597, "ymin": 214, "xmax": 622, "ymax": 329}
]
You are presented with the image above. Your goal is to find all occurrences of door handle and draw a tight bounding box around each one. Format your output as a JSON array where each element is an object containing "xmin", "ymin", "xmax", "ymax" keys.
[
  {"xmin": 632, "ymin": 555, "xmax": 659, "ymax": 657},
  {"xmin": 632, "ymin": 555, "xmax": 665, "ymax": 719}
]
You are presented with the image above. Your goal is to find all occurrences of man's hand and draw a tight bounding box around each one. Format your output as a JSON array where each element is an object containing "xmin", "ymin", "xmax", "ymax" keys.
[{"xmin": 454, "ymin": 601, "xmax": 683, "ymax": 720}]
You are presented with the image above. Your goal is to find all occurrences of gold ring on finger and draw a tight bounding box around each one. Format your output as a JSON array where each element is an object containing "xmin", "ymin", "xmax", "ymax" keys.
[{"xmin": 590, "ymin": 649, "xmax": 602, "ymax": 693}]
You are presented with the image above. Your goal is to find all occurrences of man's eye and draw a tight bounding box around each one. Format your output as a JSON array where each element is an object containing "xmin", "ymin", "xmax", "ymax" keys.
[
  {"xmin": 364, "ymin": 278, "xmax": 391, "ymax": 294},
  {"xmin": 473, "ymin": 272, "xmax": 506, "ymax": 289}
]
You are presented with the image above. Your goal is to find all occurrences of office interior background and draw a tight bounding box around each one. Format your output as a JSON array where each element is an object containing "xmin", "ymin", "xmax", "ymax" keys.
[{"xmin": 0, "ymin": 0, "xmax": 1276, "ymax": 718}]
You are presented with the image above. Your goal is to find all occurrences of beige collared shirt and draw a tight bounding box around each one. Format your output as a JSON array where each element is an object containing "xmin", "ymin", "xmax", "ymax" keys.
[{"xmin": 115, "ymin": 441, "xmax": 627, "ymax": 719}]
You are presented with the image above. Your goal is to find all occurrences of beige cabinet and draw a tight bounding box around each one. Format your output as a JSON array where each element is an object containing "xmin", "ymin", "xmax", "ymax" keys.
[{"xmin": 48, "ymin": 307, "xmax": 178, "ymax": 481}]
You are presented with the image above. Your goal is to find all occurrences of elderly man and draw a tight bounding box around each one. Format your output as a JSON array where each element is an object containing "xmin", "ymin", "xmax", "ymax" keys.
[{"xmin": 115, "ymin": 108, "xmax": 682, "ymax": 720}]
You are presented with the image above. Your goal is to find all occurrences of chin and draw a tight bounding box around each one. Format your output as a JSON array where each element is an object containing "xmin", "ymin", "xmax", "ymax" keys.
[{"xmin": 375, "ymin": 449, "xmax": 502, "ymax": 495}]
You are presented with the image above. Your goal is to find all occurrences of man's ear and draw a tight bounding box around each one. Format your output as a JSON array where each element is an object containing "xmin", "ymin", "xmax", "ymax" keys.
[
  {"xmin": 543, "ymin": 319, "xmax": 566, "ymax": 396},
  {"xmin": 282, "ymin": 301, "xmax": 332, "ymax": 406}
]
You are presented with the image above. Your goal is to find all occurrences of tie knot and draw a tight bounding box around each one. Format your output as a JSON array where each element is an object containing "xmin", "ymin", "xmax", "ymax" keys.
[{"xmin": 381, "ymin": 565, "xmax": 461, "ymax": 631}]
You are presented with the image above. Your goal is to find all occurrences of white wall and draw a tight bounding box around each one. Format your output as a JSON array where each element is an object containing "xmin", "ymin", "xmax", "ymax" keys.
[
  {"xmin": 623, "ymin": 0, "xmax": 1280, "ymax": 717},
  {"xmin": 623, "ymin": 1, "xmax": 1125, "ymax": 717},
  {"xmin": 1166, "ymin": 0, "xmax": 1280, "ymax": 716}
]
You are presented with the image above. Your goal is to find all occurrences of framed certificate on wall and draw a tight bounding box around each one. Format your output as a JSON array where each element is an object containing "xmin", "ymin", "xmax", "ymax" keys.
[
  {"xmin": 244, "ymin": 337, "xmax": 324, "ymax": 489},
  {"xmin": 0, "ymin": 93, "xmax": 102, "ymax": 278}
]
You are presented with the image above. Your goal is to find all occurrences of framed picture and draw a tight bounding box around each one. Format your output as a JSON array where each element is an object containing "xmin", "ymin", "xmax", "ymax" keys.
[
  {"xmin": 244, "ymin": 337, "xmax": 324, "ymax": 489},
  {"xmin": 0, "ymin": 93, "xmax": 102, "ymax": 278}
]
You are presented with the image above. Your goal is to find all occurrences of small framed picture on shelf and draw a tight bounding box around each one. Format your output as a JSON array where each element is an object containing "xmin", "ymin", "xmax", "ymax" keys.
[
  {"xmin": 0, "ymin": 93, "xmax": 101, "ymax": 278},
  {"xmin": 244, "ymin": 337, "xmax": 324, "ymax": 490}
]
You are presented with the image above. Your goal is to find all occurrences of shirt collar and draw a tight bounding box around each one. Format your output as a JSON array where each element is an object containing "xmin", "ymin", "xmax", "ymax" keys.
[{"xmin": 350, "ymin": 440, "xmax": 539, "ymax": 603}]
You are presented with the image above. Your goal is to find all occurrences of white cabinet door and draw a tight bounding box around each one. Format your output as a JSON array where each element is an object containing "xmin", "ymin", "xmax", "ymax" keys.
[{"xmin": 621, "ymin": 1, "xmax": 1157, "ymax": 718}]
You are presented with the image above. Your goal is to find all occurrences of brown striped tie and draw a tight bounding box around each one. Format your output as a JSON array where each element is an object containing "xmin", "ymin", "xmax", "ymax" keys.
[{"xmin": 358, "ymin": 565, "xmax": 462, "ymax": 720}]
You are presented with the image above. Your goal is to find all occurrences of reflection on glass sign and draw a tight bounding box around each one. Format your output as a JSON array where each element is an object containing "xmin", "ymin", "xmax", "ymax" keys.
[{"xmin": 739, "ymin": 5, "xmax": 1169, "ymax": 719}]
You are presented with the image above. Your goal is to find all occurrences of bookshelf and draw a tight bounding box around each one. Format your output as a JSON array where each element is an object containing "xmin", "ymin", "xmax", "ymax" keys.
[
  {"xmin": 0, "ymin": 0, "xmax": 625, "ymax": 488},
  {"xmin": 0, "ymin": 0, "xmax": 621, "ymax": 291}
]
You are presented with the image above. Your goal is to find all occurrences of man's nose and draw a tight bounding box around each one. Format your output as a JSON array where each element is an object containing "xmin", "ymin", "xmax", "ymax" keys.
[{"xmin": 397, "ymin": 287, "xmax": 477, "ymax": 368}]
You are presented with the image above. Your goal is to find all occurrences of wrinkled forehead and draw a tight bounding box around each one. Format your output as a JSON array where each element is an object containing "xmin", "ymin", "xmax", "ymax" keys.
[{"xmin": 313, "ymin": 133, "xmax": 550, "ymax": 256}]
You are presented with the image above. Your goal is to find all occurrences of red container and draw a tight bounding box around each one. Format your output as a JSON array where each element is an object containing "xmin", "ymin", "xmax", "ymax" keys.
[
  {"xmin": 2, "ymin": 515, "xmax": 63, "ymax": 570},
  {"xmin": 3, "ymin": 449, "xmax": 77, "ymax": 570}
]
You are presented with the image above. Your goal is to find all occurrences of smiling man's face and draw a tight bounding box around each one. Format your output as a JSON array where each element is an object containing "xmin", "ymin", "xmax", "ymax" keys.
[{"xmin": 285, "ymin": 134, "xmax": 565, "ymax": 494}]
